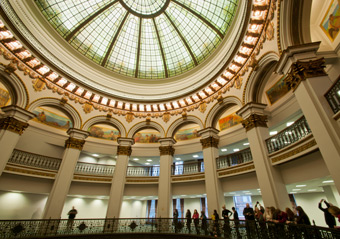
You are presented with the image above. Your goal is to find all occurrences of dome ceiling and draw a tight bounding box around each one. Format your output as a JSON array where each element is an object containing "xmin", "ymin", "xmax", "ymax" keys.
[{"xmin": 35, "ymin": 0, "xmax": 238, "ymax": 79}]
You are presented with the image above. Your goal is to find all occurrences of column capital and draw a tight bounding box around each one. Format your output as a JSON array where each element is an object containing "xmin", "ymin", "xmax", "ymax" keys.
[
  {"xmin": 2, "ymin": 105, "xmax": 36, "ymax": 122},
  {"xmin": 198, "ymin": 127, "xmax": 219, "ymax": 138},
  {"xmin": 65, "ymin": 137, "xmax": 86, "ymax": 150},
  {"xmin": 285, "ymin": 58, "xmax": 327, "ymax": 91},
  {"xmin": 236, "ymin": 102, "xmax": 267, "ymax": 119},
  {"xmin": 0, "ymin": 117, "xmax": 29, "ymax": 135},
  {"xmin": 117, "ymin": 138, "xmax": 134, "ymax": 156},
  {"xmin": 117, "ymin": 137, "xmax": 135, "ymax": 146},
  {"xmin": 159, "ymin": 145, "xmax": 175, "ymax": 156},
  {"xmin": 200, "ymin": 136, "xmax": 219, "ymax": 149},
  {"xmin": 241, "ymin": 114, "xmax": 268, "ymax": 132},
  {"xmin": 67, "ymin": 128, "xmax": 89, "ymax": 140},
  {"xmin": 158, "ymin": 137, "xmax": 176, "ymax": 146}
]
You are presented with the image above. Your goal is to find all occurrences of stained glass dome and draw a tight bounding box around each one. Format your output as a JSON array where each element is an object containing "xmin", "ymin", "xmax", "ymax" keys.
[{"xmin": 35, "ymin": 0, "xmax": 238, "ymax": 79}]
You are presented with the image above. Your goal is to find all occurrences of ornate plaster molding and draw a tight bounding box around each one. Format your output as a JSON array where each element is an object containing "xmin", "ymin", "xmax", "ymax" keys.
[
  {"xmin": 200, "ymin": 136, "xmax": 219, "ymax": 149},
  {"xmin": 65, "ymin": 137, "xmax": 86, "ymax": 150},
  {"xmin": 241, "ymin": 114, "xmax": 267, "ymax": 132},
  {"xmin": 159, "ymin": 146, "xmax": 175, "ymax": 156},
  {"xmin": 117, "ymin": 145, "xmax": 132, "ymax": 156},
  {"xmin": 0, "ymin": 117, "xmax": 29, "ymax": 135}
]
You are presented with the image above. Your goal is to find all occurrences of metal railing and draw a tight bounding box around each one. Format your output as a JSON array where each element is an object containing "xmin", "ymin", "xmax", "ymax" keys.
[
  {"xmin": 9, "ymin": 149, "xmax": 61, "ymax": 170},
  {"xmin": 0, "ymin": 218, "xmax": 339, "ymax": 239},
  {"xmin": 325, "ymin": 76, "xmax": 340, "ymax": 114},
  {"xmin": 127, "ymin": 166, "xmax": 160, "ymax": 177},
  {"xmin": 74, "ymin": 162, "xmax": 115, "ymax": 176},
  {"xmin": 265, "ymin": 116, "xmax": 311, "ymax": 154},
  {"xmin": 217, "ymin": 148, "xmax": 252, "ymax": 169},
  {"xmin": 171, "ymin": 161, "xmax": 204, "ymax": 175}
]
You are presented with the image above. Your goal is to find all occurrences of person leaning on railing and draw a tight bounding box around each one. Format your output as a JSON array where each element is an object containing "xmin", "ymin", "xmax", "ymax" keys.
[
  {"xmin": 328, "ymin": 205, "xmax": 340, "ymax": 228},
  {"xmin": 192, "ymin": 209, "xmax": 200, "ymax": 234},
  {"xmin": 318, "ymin": 199, "xmax": 336, "ymax": 228}
]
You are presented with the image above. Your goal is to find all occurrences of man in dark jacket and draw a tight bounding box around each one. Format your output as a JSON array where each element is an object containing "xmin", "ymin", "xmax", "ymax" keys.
[
  {"xmin": 243, "ymin": 203, "xmax": 255, "ymax": 238},
  {"xmin": 319, "ymin": 199, "xmax": 336, "ymax": 228}
]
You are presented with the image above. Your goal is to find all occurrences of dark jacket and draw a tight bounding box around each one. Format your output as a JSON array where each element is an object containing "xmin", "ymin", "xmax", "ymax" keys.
[
  {"xmin": 318, "ymin": 201, "xmax": 336, "ymax": 227},
  {"xmin": 243, "ymin": 207, "xmax": 255, "ymax": 220}
]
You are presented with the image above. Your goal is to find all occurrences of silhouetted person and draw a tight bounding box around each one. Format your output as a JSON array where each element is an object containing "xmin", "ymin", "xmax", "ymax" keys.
[
  {"xmin": 319, "ymin": 199, "xmax": 336, "ymax": 228},
  {"xmin": 67, "ymin": 206, "xmax": 77, "ymax": 229}
]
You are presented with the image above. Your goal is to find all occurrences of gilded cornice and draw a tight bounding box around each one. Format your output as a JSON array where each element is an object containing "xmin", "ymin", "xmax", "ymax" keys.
[
  {"xmin": 285, "ymin": 58, "xmax": 327, "ymax": 91},
  {"xmin": 73, "ymin": 175, "xmax": 112, "ymax": 182},
  {"xmin": 241, "ymin": 114, "xmax": 267, "ymax": 132},
  {"xmin": 5, "ymin": 165, "xmax": 56, "ymax": 178},
  {"xmin": 117, "ymin": 145, "xmax": 132, "ymax": 156},
  {"xmin": 65, "ymin": 137, "xmax": 86, "ymax": 150},
  {"xmin": 200, "ymin": 136, "xmax": 219, "ymax": 149},
  {"xmin": 0, "ymin": 117, "xmax": 29, "ymax": 135},
  {"xmin": 172, "ymin": 174, "xmax": 205, "ymax": 182},
  {"xmin": 219, "ymin": 164, "xmax": 255, "ymax": 176},
  {"xmin": 159, "ymin": 146, "xmax": 175, "ymax": 156}
]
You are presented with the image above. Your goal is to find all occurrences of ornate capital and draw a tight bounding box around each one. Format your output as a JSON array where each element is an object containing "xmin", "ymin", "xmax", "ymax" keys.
[
  {"xmin": 117, "ymin": 145, "xmax": 132, "ymax": 156},
  {"xmin": 65, "ymin": 137, "xmax": 86, "ymax": 150},
  {"xmin": 200, "ymin": 136, "xmax": 219, "ymax": 149},
  {"xmin": 159, "ymin": 146, "xmax": 175, "ymax": 156},
  {"xmin": 0, "ymin": 117, "xmax": 29, "ymax": 135},
  {"xmin": 285, "ymin": 58, "xmax": 327, "ymax": 91},
  {"xmin": 241, "ymin": 114, "xmax": 267, "ymax": 132}
]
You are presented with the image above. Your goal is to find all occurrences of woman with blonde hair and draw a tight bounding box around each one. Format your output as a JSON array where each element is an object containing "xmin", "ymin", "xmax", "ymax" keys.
[{"xmin": 328, "ymin": 206, "xmax": 340, "ymax": 223}]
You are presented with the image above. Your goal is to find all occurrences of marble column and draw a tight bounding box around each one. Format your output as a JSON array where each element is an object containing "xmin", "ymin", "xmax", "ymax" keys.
[
  {"xmin": 157, "ymin": 138, "xmax": 176, "ymax": 218},
  {"xmin": 0, "ymin": 105, "xmax": 35, "ymax": 176},
  {"xmin": 42, "ymin": 128, "xmax": 89, "ymax": 219},
  {"xmin": 198, "ymin": 127, "xmax": 224, "ymax": 216},
  {"xmin": 275, "ymin": 42, "xmax": 340, "ymax": 194},
  {"xmin": 106, "ymin": 137, "xmax": 134, "ymax": 218},
  {"xmin": 237, "ymin": 103, "xmax": 291, "ymax": 209}
]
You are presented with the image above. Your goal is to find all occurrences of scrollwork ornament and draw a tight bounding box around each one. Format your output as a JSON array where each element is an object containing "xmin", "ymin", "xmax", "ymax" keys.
[
  {"xmin": 241, "ymin": 114, "xmax": 267, "ymax": 132},
  {"xmin": 117, "ymin": 145, "xmax": 132, "ymax": 156},
  {"xmin": 65, "ymin": 137, "xmax": 85, "ymax": 150},
  {"xmin": 0, "ymin": 117, "xmax": 29, "ymax": 135},
  {"xmin": 285, "ymin": 58, "xmax": 327, "ymax": 91},
  {"xmin": 200, "ymin": 136, "xmax": 219, "ymax": 149},
  {"xmin": 159, "ymin": 146, "xmax": 175, "ymax": 156}
]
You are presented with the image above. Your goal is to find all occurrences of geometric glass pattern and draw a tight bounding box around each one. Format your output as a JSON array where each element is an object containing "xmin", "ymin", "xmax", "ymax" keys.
[{"xmin": 35, "ymin": 0, "xmax": 238, "ymax": 79}]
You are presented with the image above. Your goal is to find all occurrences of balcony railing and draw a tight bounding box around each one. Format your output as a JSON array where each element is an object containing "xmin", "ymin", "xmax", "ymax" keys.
[
  {"xmin": 265, "ymin": 116, "xmax": 311, "ymax": 154},
  {"xmin": 325, "ymin": 76, "xmax": 340, "ymax": 114},
  {"xmin": 217, "ymin": 148, "xmax": 252, "ymax": 169},
  {"xmin": 0, "ymin": 218, "xmax": 339, "ymax": 239},
  {"xmin": 171, "ymin": 161, "xmax": 204, "ymax": 175},
  {"xmin": 127, "ymin": 166, "xmax": 160, "ymax": 177},
  {"xmin": 74, "ymin": 162, "xmax": 115, "ymax": 176},
  {"xmin": 9, "ymin": 149, "xmax": 61, "ymax": 170}
]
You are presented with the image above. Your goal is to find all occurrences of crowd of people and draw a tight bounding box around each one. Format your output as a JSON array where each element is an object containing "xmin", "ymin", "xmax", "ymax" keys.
[{"xmin": 172, "ymin": 199, "xmax": 340, "ymax": 237}]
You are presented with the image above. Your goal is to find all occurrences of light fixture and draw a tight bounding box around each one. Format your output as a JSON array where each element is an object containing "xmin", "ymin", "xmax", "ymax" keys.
[
  {"xmin": 269, "ymin": 131, "xmax": 277, "ymax": 136},
  {"xmin": 292, "ymin": 189, "xmax": 301, "ymax": 191},
  {"xmin": 286, "ymin": 122, "xmax": 294, "ymax": 127},
  {"xmin": 145, "ymin": 163, "xmax": 150, "ymax": 165},
  {"xmin": 221, "ymin": 149, "xmax": 227, "ymax": 152},
  {"xmin": 92, "ymin": 154, "xmax": 99, "ymax": 157},
  {"xmin": 243, "ymin": 191, "xmax": 250, "ymax": 193},
  {"xmin": 243, "ymin": 143, "xmax": 250, "ymax": 145},
  {"xmin": 193, "ymin": 155, "xmax": 199, "ymax": 158},
  {"xmin": 296, "ymin": 185, "xmax": 306, "ymax": 187},
  {"xmin": 290, "ymin": 192, "xmax": 297, "ymax": 194},
  {"xmin": 322, "ymin": 180, "xmax": 334, "ymax": 183},
  {"xmin": 233, "ymin": 148, "xmax": 240, "ymax": 152},
  {"xmin": 133, "ymin": 158, "xmax": 139, "ymax": 161},
  {"xmin": 229, "ymin": 192, "xmax": 236, "ymax": 194},
  {"xmin": 146, "ymin": 159, "xmax": 152, "ymax": 162},
  {"xmin": 175, "ymin": 158, "xmax": 181, "ymax": 160},
  {"xmin": 308, "ymin": 189, "xmax": 317, "ymax": 192},
  {"xmin": 257, "ymin": 188, "xmax": 261, "ymax": 191}
]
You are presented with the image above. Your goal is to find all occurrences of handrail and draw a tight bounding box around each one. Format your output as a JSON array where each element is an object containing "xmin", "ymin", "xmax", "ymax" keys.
[
  {"xmin": 171, "ymin": 161, "xmax": 204, "ymax": 175},
  {"xmin": 0, "ymin": 218, "xmax": 338, "ymax": 239},
  {"xmin": 265, "ymin": 116, "xmax": 311, "ymax": 154},
  {"xmin": 74, "ymin": 162, "xmax": 115, "ymax": 176},
  {"xmin": 217, "ymin": 148, "xmax": 252, "ymax": 169},
  {"xmin": 325, "ymin": 75, "xmax": 340, "ymax": 114},
  {"xmin": 127, "ymin": 165, "xmax": 160, "ymax": 177}
]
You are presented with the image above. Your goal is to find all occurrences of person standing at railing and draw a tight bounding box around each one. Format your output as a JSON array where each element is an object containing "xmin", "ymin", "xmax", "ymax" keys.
[
  {"xmin": 222, "ymin": 205, "xmax": 232, "ymax": 237},
  {"xmin": 192, "ymin": 209, "xmax": 200, "ymax": 234},
  {"xmin": 185, "ymin": 209, "xmax": 192, "ymax": 233},
  {"xmin": 243, "ymin": 203, "xmax": 255, "ymax": 238},
  {"xmin": 232, "ymin": 207, "xmax": 241, "ymax": 237},
  {"xmin": 295, "ymin": 206, "xmax": 311, "ymax": 225},
  {"xmin": 200, "ymin": 211, "xmax": 208, "ymax": 235},
  {"xmin": 328, "ymin": 206, "xmax": 340, "ymax": 227},
  {"xmin": 67, "ymin": 206, "xmax": 77, "ymax": 229},
  {"xmin": 173, "ymin": 209, "xmax": 179, "ymax": 233},
  {"xmin": 319, "ymin": 199, "xmax": 336, "ymax": 228}
]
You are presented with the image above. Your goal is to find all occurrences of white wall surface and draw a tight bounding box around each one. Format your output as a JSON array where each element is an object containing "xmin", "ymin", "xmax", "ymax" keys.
[{"xmin": 119, "ymin": 200, "xmax": 147, "ymax": 218}]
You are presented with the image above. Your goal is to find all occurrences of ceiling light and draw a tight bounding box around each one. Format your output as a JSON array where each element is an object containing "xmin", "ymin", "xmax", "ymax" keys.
[
  {"xmin": 269, "ymin": 131, "xmax": 277, "ymax": 135},
  {"xmin": 286, "ymin": 122, "xmax": 294, "ymax": 127},
  {"xmin": 308, "ymin": 189, "xmax": 317, "ymax": 192},
  {"xmin": 133, "ymin": 158, "xmax": 139, "ymax": 161},
  {"xmin": 257, "ymin": 188, "xmax": 261, "ymax": 191},
  {"xmin": 175, "ymin": 158, "xmax": 181, "ymax": 160},
  {"xmin": 92, "ymin": 154, "xmax": 99, "ymax": 157},
  {"xmin": 221, "ymin": 149, "xmax": 227, "ymax": 152},
  {"xmin": 243, "ymin": 191, "xmax": 250, "ymax": 193},
  {"xmin": 296, "ymin": 185, "xmax": 306, "ymax": 187},
  {"xmin": 193, "ymin": 155, "xmax": 199, "ymax": 158},
  {"xmin": 229, "ymin": 192, "xmax": 236, "ymax": 194},
  {"xmin": 292, "ymin": 189, "xmax": 301, "ymax": 191},
  {"xmin": 146, "ymin": 159, "xmax": 152, "ymax": 162},
  {"xmin": 290, "ymin": 192, "xmax": 297, "ymax": 194},
  {"xmin": 233, "ymin": 148, "xmax": 240, "ymax": 152},
  {"xmin": 145, "ymin": 163, "xmax": 150, "ymax": 165},
  {"xmin": 243, "ymin": 143, "xmax": 249, "ymax": 145},
  {"xmin": 322, "ymin": 180, "xmax": 334, "ymax": 183}
]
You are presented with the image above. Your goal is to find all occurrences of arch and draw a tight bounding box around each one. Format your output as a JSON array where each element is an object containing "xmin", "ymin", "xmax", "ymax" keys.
[
  {"xmin": 205, "ymin": 96, "xmax": 242, "ymax": 129},
  {"xmin": 0, "ymin": 68, "xmax": 29, "ymax": 109},
  {"xmin": 127, "ymin": 121, "xmax": 165, "ymax": 138},
  {"xmin": 27, "ymin": 97, "xmax": 82, "ymax": 129},
  {"xmin": 243, "ymin": 52, "xmax": 279, "ymax": 104},
  {"xmin": 82, "ymin": 115, "xmax": 126, "ymax": 137},
  {"xmin": 166, "ymin": 115, "xmax": 203, "ymax": 138}
]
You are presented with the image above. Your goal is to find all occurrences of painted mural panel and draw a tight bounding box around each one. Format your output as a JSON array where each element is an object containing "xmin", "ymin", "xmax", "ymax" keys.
[
  {"xmin": 88, "ymin": 124, "xmax": 120, "ymax": 141},
  {"xmin": 174, "ymin": 125, "xmax": 200, "ymax": 141},
  {"xmin": 134, "ymin": 130, "xmax": 161, "ymax": 143},
  {"xmin": 266, "ymin": 75, "xmax": 290, "ymax": 105},
  {"xmin": 32, "ymin": 107, "xmax": 72, "ymax": 130},
  {"xmin": 320, "ymin": 0, "xmax": 340, "ymax": 41},
  {"xmin": 0, "ymin": 86, "xmax": 10, "ymax": 107},
  {"xmin": 218, "ymin": 113, "xmax": 243, "ymax": 131}
]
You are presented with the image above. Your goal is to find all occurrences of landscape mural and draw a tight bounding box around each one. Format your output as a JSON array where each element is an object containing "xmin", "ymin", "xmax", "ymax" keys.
[
  {"xmin": 32, "ymin": 107, "xmax": 72, "ymax": 130},
  {"xmin": 88, "ymin": 124, "xmax": 120, "ymax": 141},
  {"xmin": 174, "ymin": 125, "xmax": 200, "ymax": 141},
  {"xmin": 266, "ymin": 75, "xmax": 290, "ymax": 105},
  {"xmin": 0, "ymin": 86, "xmax": 10, "ymax": 107},
  {"xmin": 320, "ymin": 0, "xmax": 340, "ymax": 41},
  {"xmin": 134, "ymin": 130, "xmax": 161, "ymax": 143},
  {"xmin": 218, "ymin": 113, "xmax": 243, "ymax": 131}
]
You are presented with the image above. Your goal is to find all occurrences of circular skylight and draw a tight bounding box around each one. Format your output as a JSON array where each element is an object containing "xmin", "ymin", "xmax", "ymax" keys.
[{"xmin": 35, "ymin": 0, "xmax": 238, "ymax": 79}]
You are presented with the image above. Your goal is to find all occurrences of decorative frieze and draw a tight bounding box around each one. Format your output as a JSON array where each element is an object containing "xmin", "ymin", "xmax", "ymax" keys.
[
  {"xmin": 241, "ymin": 114, "xmax": 267, "ymax": 132},
  {"xmin": 285, "ymin": 58, "xmax": 327, "ymax": 91},
  {"xmin": 159, "ymin": 146, "xmax": 175, "ymax": 156},
  {"xmin": 65, "ymin": 137, "xmax": 86, "ymax": 150},
  {"xmin": 117, "ymin": 145, "xmax": 132, "ymax": 156},
  {"xmin": 200, "ymin": 136, "xmax": 219, "ymax": 149},
  {"xmin": 0, "ymin": 117, "xmax": 29, "ymax": 135}
]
